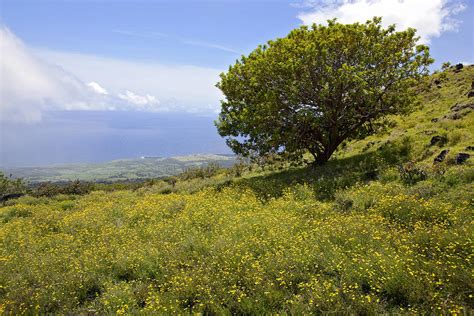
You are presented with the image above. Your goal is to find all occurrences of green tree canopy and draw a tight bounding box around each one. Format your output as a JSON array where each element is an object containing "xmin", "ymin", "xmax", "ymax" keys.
[{"xmin": 216, "ymin": 18, "xmax": 433, "ymax": 165}]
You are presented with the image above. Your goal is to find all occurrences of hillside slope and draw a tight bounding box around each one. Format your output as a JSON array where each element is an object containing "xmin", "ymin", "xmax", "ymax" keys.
[
  {"xmin": 231, "ymin": 65, "xmax": 473, "ymax": 201},
  {"xmin": 0, "ymin": 66, "xmax": 472, "ymax": 314},
  {"xmin": 343, "ymin": 63, "xmax": 473, "ymax": 164}
]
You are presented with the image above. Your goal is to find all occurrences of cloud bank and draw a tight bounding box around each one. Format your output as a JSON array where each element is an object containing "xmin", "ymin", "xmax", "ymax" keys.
[
  {"xmin": 1, "ymin": 27, "xmax": 88, "ymax": 122},
  {"xmin": 34, "ymin": 49, "xmax": 223, "ymax": 113},
  {"xmin": 297, "ymin": 0, "xmax": 466, "ymax": 43},
  {"xmin": 0, "ymin": 27, "xmax": 222, "ymax": 123}
]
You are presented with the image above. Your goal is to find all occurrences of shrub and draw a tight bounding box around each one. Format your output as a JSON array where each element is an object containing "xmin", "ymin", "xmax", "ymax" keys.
[
  {"xmin": 32, "ymin": 180, "xmax": 92, "ymax": 197},
  {"xmin": 398, "ymin": 161, "xmax": 428, "ymax": 185},
  {"xmin": 61, "ymin": 180, "xmax": 93, "ymax": 195},
  {"xmin": 32, "ymin": 182, "xmax": 63, "ymax": 197},
  {"xmin": 441, "ymin": 62, "xmax": 451, "ymax": 70},
  {"xmin": 227, "ymin": 161, "xmax": 247, "ymax": 178},
  {"xmin": 0, "ymin": 172, "xmax": 27, "ymax": 197},
  {"xmin": 179, "ymin": 162, "xmax": 222, "ymax": 181},
  {"xmin": 379, "ymin": 136, "xmax": 413, "ymax": 164}
]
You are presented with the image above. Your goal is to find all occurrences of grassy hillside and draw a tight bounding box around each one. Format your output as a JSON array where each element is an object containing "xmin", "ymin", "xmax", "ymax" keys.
[
  {"xmin": 340, "ymin": 63, "xmax": 473, "ymax": 165},
  {"xmin": 0, "ymin": 66, "xmax": 473, "ymax": 314}
]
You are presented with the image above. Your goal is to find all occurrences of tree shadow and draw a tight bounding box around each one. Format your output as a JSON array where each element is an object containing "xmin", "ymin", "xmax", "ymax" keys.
[{"xmin": 233, "ymin": 139, "xmax": 411, "ymax": 201}]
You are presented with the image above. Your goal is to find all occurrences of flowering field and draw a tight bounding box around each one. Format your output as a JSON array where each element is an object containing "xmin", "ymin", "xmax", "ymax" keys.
[
  {"xmin": 1, "ymin": 66, "xmax": 473, "ymax": 314},
  {"xmin": 1, "ymin": 178, "xmax": 472, "ymax": 314}
]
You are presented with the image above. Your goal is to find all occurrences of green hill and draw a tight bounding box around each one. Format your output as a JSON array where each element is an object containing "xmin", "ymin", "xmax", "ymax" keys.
[
  {"xmin": 0, "ymin": 66, "xmax": 473, "ymax": 314},
  {"xmin": 2, "ymin": 154, "xmax": 236, "ymax": 183}
]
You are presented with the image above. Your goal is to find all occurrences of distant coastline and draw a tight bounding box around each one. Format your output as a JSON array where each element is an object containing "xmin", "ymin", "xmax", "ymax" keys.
[{"xmin": 1, "ymin": 153, "xmax": 236, "ymax": 183}]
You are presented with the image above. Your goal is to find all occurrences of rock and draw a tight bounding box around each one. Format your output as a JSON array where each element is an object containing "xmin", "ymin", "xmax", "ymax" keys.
[
  {"xmin": 450, "ymin": 102, "xmax": 473, "ymax": 111},
  {"xmin": 466, "ymin": 146, "xmax": 474, "ymax": 151},
  {"xmin": 455, "ymin": 153, "xmax": 470, "ymax": 164},
  {"xmin": 454, "ymin": 63, "xmax": 464, "ymax": 72},
  {"xmin": 434, "ymin": 149, "xmax": 449, "ymax": 163},
  {"xmin": 430, "ymin": 135, "xmax": 447, "ymax": 146},
  {"xmin": 445, "ymin": 102, "xmax": 474, "ymax": 120},
  {"xmin": 447, "ymin": 112, "xmax": 463, "ymax": 120}
]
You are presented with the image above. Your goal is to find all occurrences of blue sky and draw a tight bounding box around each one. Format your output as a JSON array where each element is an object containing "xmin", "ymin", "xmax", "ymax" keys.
[
  {"xmin": 2, "ymin": 0, "xmax": 473, "ymax": 69},
  {"xmin": 0, "ymin": 0, "xmax": 473, "ymax": 166},
  {"xmin": 1, "ymin": 1, "xmax": 299, "ymax": 69}
]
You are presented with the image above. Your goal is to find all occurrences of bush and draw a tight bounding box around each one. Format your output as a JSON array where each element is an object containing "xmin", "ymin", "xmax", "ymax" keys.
[
  {"xmin": 0, "ymin": 172, "xmax": 27, "ymax": 197},
  {"xmin": 441, "ymin": 62, "xmax": 451, "ymax": 71},
  {"xmin": 398, "ymin": 161, "xmax": 428, "ymax": 185},
  {"xmin": 179, "ymin": 163, "xmax": 222, "ymax": 181},
  {"xmin": 61, "ymin": 180, "xmax": 93, "ymax": 195},
  {"xmin": 33, "ymin": 182, "xmax": 63, "ymax": 197},
  {"xmin": 32, "ymin": 180, "xmax": 92, "ymax": 197},
  {"xmin": 379, "ymin": 136, "xmax": 413, "ymax": 164},
  {"xmin": 227, "ymin": 161, "xmax": 247, "ymax": 178}
]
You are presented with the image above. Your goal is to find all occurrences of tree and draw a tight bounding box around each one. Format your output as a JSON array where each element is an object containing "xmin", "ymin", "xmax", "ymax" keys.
[
  {"xmin": 215, "ymin": 18, "xmax": 433, "ymax": 165},
  {"xmin": 441, "ymin": 62, "xmax": 451, "ymax": 71},
  {"xmin": 0, "ymin": 172, "xmax": 27, "ymax": 201}
]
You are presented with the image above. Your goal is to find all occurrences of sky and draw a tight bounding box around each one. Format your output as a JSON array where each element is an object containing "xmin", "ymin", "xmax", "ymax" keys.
[{"xmin": 1, "ymin": 0, "xmax": 473, "ymax": 167}]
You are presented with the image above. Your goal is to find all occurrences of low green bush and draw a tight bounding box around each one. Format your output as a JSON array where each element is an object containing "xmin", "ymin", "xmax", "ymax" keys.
[
  {"xmin": 179, "ymin": 162, "xmax": 223, "ymax": 181},
  {"xmin": 0, "ymin": 172, "xmax": 27, "ymax": 197},
  {"xmin": 398, "ymin": 161, "xmax": 428, "ymax": 185}
]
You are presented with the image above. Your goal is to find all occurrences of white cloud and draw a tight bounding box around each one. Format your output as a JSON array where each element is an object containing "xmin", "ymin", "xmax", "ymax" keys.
[
  {"xmin": 118, "ymin": 90, "xmax": 159, "ymax": 109},
  {"xmin": 87, "ymin": 81, "xmax": 108, "ymax": 95},
  {"xmin": 0, "ymin": 26, "xmax": 223, "ymax": 123},
  {"xmin": 34, "ymin": 48, "xmax": 223, "ymax": 113},
  {"xmin": 0, "ymin": 27, "xmax": 93, "ymax": 122},
  {"xmin": 297, "ymin": 0, "xmax": 466, "ymax": 43}
]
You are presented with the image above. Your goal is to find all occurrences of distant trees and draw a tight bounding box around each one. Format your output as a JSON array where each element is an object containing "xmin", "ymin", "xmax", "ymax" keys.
[
  {"xmin": 178, "ymin": 163, "xmax": 222, "ymax": 181},
  {"xmin": 216, "ymin": 18, "xmax": 433, "ymax": 165}
]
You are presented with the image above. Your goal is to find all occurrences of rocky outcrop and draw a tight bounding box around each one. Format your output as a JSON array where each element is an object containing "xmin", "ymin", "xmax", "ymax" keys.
[
  {"xmin": 454, "ymin": 63, "xmax": 464, "ymax": 73},
  {"xmin": 468, "ymin": 81, "xmax": 474, "ymax": 98},
  {"xmin": 432, "ymin": 101, "xmax": 474, "ymax": 122},
  {"xmin": 446, "ymin": 102, "xmax": 474, "ymax": 120},
  {"xmin": 434, "ymin": 149, "xmax": 449, "ymax": 163},
  {"xmin": 455, "ymin": 153, "xmax": 470, "ymax": 164},
  {"xmin": 430, "ymin": 135, "xmax": 447, "ymax": 146}
]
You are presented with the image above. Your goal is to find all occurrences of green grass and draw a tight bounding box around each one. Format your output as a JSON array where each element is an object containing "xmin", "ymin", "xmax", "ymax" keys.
[
  {"xmin": 337, "ymin": 65, "xmax": 474, "ymax": 165},
  {"xmin": 0, "ymin": 66, "xmax": 473, "ymax": 314}
]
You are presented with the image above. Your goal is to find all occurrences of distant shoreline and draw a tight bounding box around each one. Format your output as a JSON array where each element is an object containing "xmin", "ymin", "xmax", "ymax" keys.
[{"xmin": 1, "ymin": 153, "xmax": 236, "ymax": 183}]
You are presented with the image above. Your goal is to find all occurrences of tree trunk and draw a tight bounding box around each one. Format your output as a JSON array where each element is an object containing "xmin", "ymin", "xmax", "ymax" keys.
[
  {"xmin": 311, "ymin": 143, "xmax": 339, "ymax": 166},
  {"xmin": 314, "ymin": 153, "xmax": 330, "ymax": 166}
]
